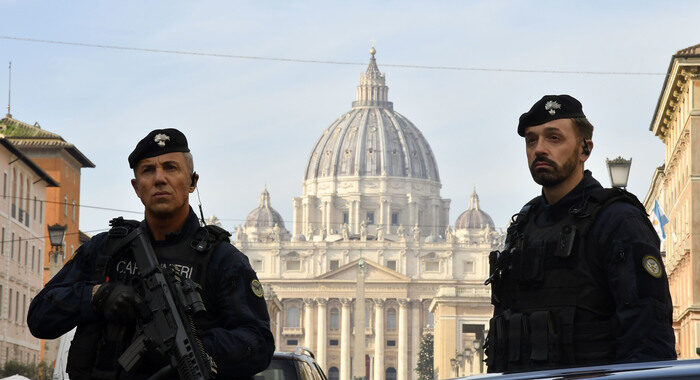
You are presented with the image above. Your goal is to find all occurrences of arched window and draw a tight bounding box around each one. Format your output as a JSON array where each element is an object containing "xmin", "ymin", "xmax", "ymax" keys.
[
  {"xmin": 387, "ymin": 308, "xmax": 396, "ymax": 330},
  {"xmin": 328, "ymin": 367, "xmax": 339, "ymax": 380},
  {"xmin": 386, "ymin": 367, "xmax": 397, "ymax": 380},
  {"xmin": 427, "ymin": 311, "xmax": 435, "ymax": 329},
  {"xmin": 286, "ymin": 305, "xmax": 300, "ymax": 327},
  {"xmin": 330, "ymin": 307, "xmax": 340, "ymax": 330}
]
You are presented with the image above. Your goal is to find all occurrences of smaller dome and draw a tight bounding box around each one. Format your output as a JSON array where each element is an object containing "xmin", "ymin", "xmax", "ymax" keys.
[
  {"xmin": 245, "ymin": 189, "xmax": 285, "ymax": 228},
  {"xmin": 455, "ymin": 188, "xmax": 495, "ymax": 230}
]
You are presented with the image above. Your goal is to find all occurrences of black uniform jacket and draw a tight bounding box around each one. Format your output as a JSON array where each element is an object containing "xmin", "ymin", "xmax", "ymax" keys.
[
  {"xmin": 27, "ymin": 209, "xmax": 275, "ymax": 379},
  {"xmin": 524, "ymin": 171, "xmax": 676, "ymax": 362}
]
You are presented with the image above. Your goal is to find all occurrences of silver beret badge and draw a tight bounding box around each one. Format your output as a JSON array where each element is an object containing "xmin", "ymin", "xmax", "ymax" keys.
[
  {"xmin": 544, "ymin": 100, "xmax": 561, "ymax": 115},
  {"xmin": 154, "ymin": 133, "xmax": 170, "ymax": 147}
]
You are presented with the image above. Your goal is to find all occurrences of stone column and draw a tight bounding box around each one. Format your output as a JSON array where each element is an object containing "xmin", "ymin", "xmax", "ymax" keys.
[
  {"xmin": 326, "ymin": 198, "xmax": 333, "ymax": 235},
  {"xmin": 304, "ymin": 298, "xmax": 316, "ymax": 352},
  {"xmin": 340, "ymin": 298, "xmax": 352, "ymax": 380},
  {"xmin": 316, "ymin": 298, "xmax": 328, "ymax": 371},
  {"xmin": 398, "ymin": 299, "xmax": 409, "ymax": 380},
  {"xmin": 275, "ymin": 310, "xmax": 283, "ymax": 348},
  {"xmin": 410, "ymin": 301, "xmax": 421, "ymax": 380},
  {"xmin": 373, "ymin": 299, "xmax": 385, "ymax": 380}
]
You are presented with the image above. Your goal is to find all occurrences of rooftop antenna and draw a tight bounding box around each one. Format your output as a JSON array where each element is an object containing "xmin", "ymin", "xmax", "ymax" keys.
[{"xmin": 6, "ymin": 61, "xmax": 11, "ymax": 118}]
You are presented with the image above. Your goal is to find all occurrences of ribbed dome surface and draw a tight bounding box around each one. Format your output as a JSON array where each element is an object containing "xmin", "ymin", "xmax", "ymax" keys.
[
  {"xmin": 245, "ymin": 189, "xmax": 286, "ymax": 228},
  {"xmin": 304, "ymin": 50, "xmax": 440, "ymax": 182},
  {"xmin": 455, "ymin": 189, "xmax": 495, "ymax": 229}
]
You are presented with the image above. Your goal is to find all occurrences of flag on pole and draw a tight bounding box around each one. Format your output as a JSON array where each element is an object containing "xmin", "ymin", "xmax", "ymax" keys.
[{"xmin": 650, "ymin": 199, "xmax": 669, "ymax": 241}]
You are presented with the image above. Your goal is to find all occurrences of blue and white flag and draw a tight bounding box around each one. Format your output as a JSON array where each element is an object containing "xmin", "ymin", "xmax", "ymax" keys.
[{"xmin": 650, "ymin": 199, "xmax": 670, "ymax": 241}]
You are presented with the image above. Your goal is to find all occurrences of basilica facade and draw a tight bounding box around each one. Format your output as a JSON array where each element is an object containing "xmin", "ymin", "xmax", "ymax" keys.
[{"xmin": 234, "ymin": 49, "xmax": 503, "ymax": 380}]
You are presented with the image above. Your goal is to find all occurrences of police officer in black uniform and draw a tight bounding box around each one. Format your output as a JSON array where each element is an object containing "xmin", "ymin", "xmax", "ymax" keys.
[
  {"xmin": 484, "ymin": 95, "xmax": 676, "ymax": 373},
  {"xmin": 28, "ymin": 129, "xmax": 274, "ymax": 379}
]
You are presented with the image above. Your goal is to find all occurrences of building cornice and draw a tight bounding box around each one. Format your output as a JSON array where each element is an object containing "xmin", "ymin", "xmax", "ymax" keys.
[{"xmin": 650, "ymin": 58, "xmax": 700, "ymax": 139}]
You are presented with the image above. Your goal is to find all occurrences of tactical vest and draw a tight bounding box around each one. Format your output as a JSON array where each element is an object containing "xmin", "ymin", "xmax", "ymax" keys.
[
  {"xmin": 66, "ymin": 218, "xmax": 231, "ymax": 380},
  {"xmin": 485, "ymin": 188, "xmax": 651, "ymax": 372}
]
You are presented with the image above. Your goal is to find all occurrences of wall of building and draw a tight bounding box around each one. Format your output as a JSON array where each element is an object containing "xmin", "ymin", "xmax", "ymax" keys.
[{"xmin": 0, "ymin": 144, "xmax": 49, "ymax": 367}]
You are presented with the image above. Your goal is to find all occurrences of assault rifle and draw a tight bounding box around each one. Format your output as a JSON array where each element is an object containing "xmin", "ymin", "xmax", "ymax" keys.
[{"xmin": 111, "ymin": 224, "xmax": 217, "ymax": 380}]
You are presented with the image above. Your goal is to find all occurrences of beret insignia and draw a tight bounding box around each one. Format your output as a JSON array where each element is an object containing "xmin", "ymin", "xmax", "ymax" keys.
[
  {"xmin": 154, "ymin": 133, "xmax": 170, "ymax": 147},
  {"xmin": 251, "ymin": 279, "xmax": 264, "ymax": 298},
  {"xmin": 642, "ymin": 255, "xmax": 662, "ymax": 278},
  {"xmin": 544, "ymin": 100, "xmax": 561, "ymax": 115}
]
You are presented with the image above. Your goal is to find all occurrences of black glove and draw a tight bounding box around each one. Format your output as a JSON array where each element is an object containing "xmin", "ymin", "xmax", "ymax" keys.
[{"xmin": 92, "ymin": 283, "xmax": 139, "ymax": 324}]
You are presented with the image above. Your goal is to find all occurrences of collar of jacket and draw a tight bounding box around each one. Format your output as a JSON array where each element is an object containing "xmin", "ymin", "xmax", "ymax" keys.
[
  {"xmin": 140, "ymin": 206, "xmax": 201, "ymax": 247},
  {"xmin": 534, "ymin": 170, "xmax": 603, "ymax": 226}
]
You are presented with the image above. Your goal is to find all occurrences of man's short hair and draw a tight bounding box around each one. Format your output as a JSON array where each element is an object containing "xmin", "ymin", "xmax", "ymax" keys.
[{"xmin": 571, "ymin": 117, "xmax": 594, "ymax": 140}]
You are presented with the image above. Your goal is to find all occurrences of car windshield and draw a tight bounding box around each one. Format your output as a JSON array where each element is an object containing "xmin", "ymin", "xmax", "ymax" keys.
[{"xmin": 255, "ymin": 358, "xmax": 298, "ymax": 380}]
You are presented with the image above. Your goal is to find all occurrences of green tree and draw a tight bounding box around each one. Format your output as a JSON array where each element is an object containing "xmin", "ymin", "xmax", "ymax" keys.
[
  {"xmin": 414, "ymin": 332, "xmax": 434, "ymax": 380},
  {"xmin": 1, "ymin": 360, "xmax": 52, "ymax": 380}
]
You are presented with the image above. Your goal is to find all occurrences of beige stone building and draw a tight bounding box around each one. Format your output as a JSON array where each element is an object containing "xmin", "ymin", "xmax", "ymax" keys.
[
  {"xmin": 646, "ymin": 43, "xmax": 700, "ymax": 359},
  {"xmin": 234, "ymin": 49, "xmax": 502, "ymax": 380},
  {"xmin": 0, "ymin": 132, "xmax": 57, "ymax": 366}
]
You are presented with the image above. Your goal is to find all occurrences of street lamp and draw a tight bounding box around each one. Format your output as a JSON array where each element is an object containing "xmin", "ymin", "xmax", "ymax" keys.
[
  {"xmin": 47, "ymin": 223, "xmax": 67, "ymax": 263},
  {"xmin": 606, "ymin": 156, "xmax": 632, "ymax": 189}
]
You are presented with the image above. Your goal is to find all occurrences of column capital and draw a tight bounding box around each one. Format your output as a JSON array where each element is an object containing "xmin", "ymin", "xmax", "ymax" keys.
[
  {"xmin": 304, "ymin": 298, "xmax": 316, "ymax": 306},
  {"xmin": 316, "ymin": 298, "xmax": 329, "ymax": 306},
  {"xmin": 398, "ymin": 298, "xmax": 410, "ymax": 307},
  {"xmin": 373, "ymin": 298, "xmax": 386, "ymax": 307},
  {"xmin": 340, "ymin": 298, "xmax": 352, "ymax": 306}
]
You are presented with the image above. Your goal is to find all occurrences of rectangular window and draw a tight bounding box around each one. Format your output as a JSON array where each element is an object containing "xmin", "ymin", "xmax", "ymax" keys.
[
  {"xmin": 1, "ymin": 228, "xmax": 4, "ymax": 255},
  {"xmin": 2, "ymin": 173, "xmax": 6, "ymax": 198},
  {"xmin": 14, "ymin": 292, "xmax": 19, "ymax": 322},
  {"xmin": 7, "ymin": 288, "xmax": 12, "ymax": 319},
  {"xmin": 391, "ymin": 212, "xmax": 399, "ymax": 226},
  {"xmin": 286, "ymin": 339, "xmax": 298, "ymax": 346},
  {"xmin": 24, "ymin": 241, "xmax": 27, "ymax": 265},
  {"xmin": 386, "ymin": 260, "xmax": 397, "ymax": 271},
  {"xmin": 39, "ymin": 201, "xmax": 43, "ymax": 223},
  {"xmin": 72, "ymin": 202, "xmax": 76, "ymax": 221},
  {"xmin": 22, "ymin": 294, "xmax": 25, "ymax": 325},
  {"xmin": 37, "ymin": 249, "xmax": 41, "ymax": 272},
  {"xmin": 387, "ymin": 340, "xmax": 396, "ymax": 347},
  {"xmin": 463, "ymin": 261, "xmax": 474, "ymax": 273},
  {"xmin": 10, "ymin": 233, "xmax": 14, "ymax": 259},
  {"xmin": 252, "ymin": 259, "xmax": 263, "ymax": 272},
  {"xmin": 366, "ymin": 212, "xmax": 375, "ymax": 225},
  {"xmin": 425, "ymin": 260, "xmax": 439, "ymax": 272},
  {"xmin": 17, "ymin": 237, "xmax": 21, "ymax": 263},
  {"xmin": 33, "ymin": 197, "xmax": 36, "ymax": 220},
  {"xmin": 329, "ymin": 260, "xmax": 339, "ymax": 271},
  {"xmin": 31, "ymin": 247, "xmax": 35, "ymax": 272},
  {"xmin": 342, "ymin": 212, "xmax": 349, "ymax": 225},
  {"xmin": 329, "ymin": 339, "xmax": 339, "ymax": 346},
  {"xmin": 286, "ymin": 260, "xmax": 301, "ymax": 271},
  {"xmin": 64, "ymin": 196, "xmax": 68, "ymax": 216}
]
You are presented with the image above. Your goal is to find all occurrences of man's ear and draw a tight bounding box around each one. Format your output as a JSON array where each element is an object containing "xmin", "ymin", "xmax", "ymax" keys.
[
  {"xmin": 131, "ymin": 178, "xmax": 140, "ymax": 197},
  {"xmin": 581, "ymin": 139, "xmax": 593, "ymax": 163},
  {"xmin": 189, "ymin": 172, "xmax": 199, "ymax": 193}
]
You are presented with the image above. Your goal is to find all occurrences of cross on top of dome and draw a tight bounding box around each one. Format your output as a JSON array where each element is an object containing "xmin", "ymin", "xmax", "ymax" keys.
[
  {"xmin": 468, "ymin": 186, "xmax": 480, "ymax": 210},
  {"xmin": 353, "ymin": 47, "xmax": 393, "ymax": 109}
]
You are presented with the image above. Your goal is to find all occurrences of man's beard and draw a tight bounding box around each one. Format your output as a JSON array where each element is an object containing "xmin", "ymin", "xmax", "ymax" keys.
[{"xmin": 529, "ymin": 150, "xmax": 579, "ymax": 187}]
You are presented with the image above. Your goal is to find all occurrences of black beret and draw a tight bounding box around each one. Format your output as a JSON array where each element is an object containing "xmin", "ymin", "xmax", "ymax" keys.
[
  {"xmin": 517, "ymin": 95, "xmax": 586, "ymax": 136},
  {"xmin": 128, "ymin": 128, "xmax": 190, "ymax": 168}
]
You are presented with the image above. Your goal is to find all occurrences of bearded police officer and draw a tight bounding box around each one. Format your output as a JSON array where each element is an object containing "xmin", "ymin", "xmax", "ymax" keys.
[
  {"xmin": 484, "ymin": 95, "xmax": 676, "ymax": 373},
  {"xmin": 28, "ymin": 129, "xmax": 274, "ymax": 379}
]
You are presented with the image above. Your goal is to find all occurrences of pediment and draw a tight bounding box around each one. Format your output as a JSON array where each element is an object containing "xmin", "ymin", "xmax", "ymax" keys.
[{"xmin": 317, "ymin": 258, "xmax": 410, "ymax": 282}]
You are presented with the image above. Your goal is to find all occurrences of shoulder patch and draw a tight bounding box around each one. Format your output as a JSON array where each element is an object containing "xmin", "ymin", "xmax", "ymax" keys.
[
  {"xmin": 642, "ymin": 255, "xmax": 662, "ymax": 278},
  {"xmin": 251, "ymin": 279, "xmax": 264, "ymax": 298}
]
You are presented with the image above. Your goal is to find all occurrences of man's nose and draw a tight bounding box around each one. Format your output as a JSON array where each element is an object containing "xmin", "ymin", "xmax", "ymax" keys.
[
  {"xmin": 532, "ymin": 138, "xmax": 548, "ymax": 155},
  {"xmin": 154, "ymin": 167, "xmax": 167, "ymax": 183}
]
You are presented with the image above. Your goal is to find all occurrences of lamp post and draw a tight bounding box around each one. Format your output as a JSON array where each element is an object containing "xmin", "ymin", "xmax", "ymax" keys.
[
  {"xmin": 606, "ymin": 156, "xmax": 632, "ymax": 189},
  {"xmin": 47, "ymin": 223, "xmax": 67, "ymax": 263}
]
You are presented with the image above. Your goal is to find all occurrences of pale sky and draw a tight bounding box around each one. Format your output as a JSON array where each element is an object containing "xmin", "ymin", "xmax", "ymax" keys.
[{"xmin": 1, "ymin": 1, "xmax": 699, "ymax": 235}]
